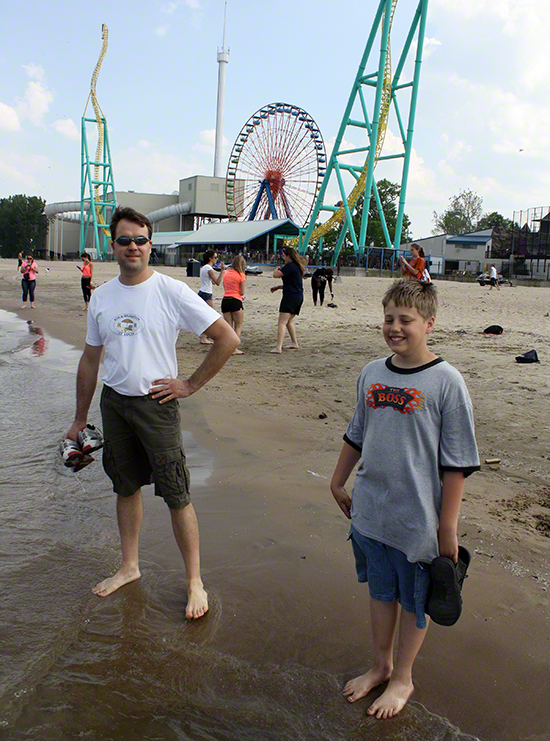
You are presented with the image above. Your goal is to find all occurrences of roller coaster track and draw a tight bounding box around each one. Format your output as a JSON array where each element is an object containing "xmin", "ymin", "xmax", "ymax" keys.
[
  {"xmin": 83, "ymin": 24, "xmax": 110, "ymax": 235},
  {"xmin": 286, "ymin": 0, "xmax": 398, "ymax": 247}
]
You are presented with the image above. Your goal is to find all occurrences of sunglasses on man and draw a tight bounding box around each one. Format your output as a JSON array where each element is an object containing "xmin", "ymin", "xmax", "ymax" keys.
[{"xmin": 114, "ymin": 236, "xmax": 151, "ymax": 246}]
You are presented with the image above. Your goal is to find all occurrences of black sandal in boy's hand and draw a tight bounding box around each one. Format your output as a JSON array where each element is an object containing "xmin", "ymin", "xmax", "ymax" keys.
[{"xmin": 426, "ymin": 546, "xmax": 471, "ymax": 626}]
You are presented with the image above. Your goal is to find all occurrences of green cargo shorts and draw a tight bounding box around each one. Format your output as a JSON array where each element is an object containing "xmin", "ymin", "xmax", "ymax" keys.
[{"xmin": 100, "ymin": 385, "xmax": 191, "ymax": 509}]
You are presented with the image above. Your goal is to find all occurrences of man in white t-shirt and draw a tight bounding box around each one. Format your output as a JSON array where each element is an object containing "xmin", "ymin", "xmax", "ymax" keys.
[{"xmin": 66, "ymin": 207, "xmax": 239, "ymax": 619}]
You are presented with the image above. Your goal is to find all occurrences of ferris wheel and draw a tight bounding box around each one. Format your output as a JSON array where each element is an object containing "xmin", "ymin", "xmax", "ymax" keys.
[{"xmin": 225, "ymin": 102, "xmax": 326, "ymax": 226}]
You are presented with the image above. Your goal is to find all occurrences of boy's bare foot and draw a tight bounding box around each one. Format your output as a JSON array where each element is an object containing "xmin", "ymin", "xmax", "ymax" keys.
[
  {"xmin": 343, "ymin": 666, "xmax": 392, "ymax": 703},
  {"xmin": 282, "ymin": 343, "xmax": 299, "ymax": 349},
  {"xmin": 200, "ymin": 339, "xmax": 214, "ymax": 345},
  {"xmin": 186, "ymin": 579, "xmax": 208, "ymax": 619},
  {"xmin": 269, "ymin": 348, "xmax": 282, "ymax": 354},
  {"xmin": 232, "ymin": 349, "xmax": 245, "ymax": 355},
  {"xmin": 366, "ymin": 677, "xmax": 414, "ymax": 719},
  {"xmin": 92, "ymin": 565, "xmax": 141, "ymax": 597}
]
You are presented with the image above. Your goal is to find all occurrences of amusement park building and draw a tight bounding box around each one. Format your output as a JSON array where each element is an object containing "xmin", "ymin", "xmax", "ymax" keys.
[
  {"xmin": 403, "ymin": 218, "xmax": 550, "ymax": 279},
  {"xmin": 160, "ymin": 219, "xmax": 300, "ymax": 266},
  {"xmin": 46, "ymin": 175, "xmax": 229, "ymax": 259},
  {"xmin": 401, "ymin": 230, "xmax": 493, "ymax": 275}
]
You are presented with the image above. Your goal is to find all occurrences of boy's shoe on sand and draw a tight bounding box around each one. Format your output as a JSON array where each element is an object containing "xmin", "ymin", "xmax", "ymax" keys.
[
  {"xmin": 59, "ymin": 439, "xmax": 95, "ymax": 472},
  {"xmin": 426, "ymin": 546, "xmax": 471, "ymax": 626},
  {"xmin": 77, "ymin": 424, "xmax": 104, "ymax": 454}
]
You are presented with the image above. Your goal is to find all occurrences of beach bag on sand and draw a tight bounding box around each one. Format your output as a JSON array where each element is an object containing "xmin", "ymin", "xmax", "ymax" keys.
[
  {"xmin": 483, "ymin": 325, "xmax": 503, "ymax": 335},
  {"xmin": 515, "ymin": 349, "xmax": 539, "ymax": 363}
]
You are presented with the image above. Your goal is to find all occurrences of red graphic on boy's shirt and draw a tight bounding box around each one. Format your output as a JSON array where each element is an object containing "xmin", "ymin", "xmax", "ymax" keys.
[{"xmin": 366, "ymin": 383, "xmax": 426, "ymax": 414}]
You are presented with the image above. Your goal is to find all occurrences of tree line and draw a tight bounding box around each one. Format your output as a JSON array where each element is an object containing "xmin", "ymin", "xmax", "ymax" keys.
[
  {"xmin": 432, "ymin": 189, "xmax": 513, "ymax": 235},
  {"xmin": 0, "ymin": 195, "xmax": 48, "ymax": 258}
]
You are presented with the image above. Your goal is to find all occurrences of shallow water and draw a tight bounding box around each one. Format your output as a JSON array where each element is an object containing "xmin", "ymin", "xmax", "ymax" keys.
[{"xmin": 0, "ymin": 309, "xmax": 488, "ymax": 740}]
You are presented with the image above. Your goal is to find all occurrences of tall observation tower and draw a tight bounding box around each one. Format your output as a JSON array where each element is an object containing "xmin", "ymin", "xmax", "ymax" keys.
[{"xmin": 213, "ymin": 1, "xmax": 229, "ymax": 177}]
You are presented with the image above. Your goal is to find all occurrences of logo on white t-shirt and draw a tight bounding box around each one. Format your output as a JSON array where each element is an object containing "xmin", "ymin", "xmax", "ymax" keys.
[{"xmin": 109, "ymin": 314, "xmax": 145, "ymax": 337}]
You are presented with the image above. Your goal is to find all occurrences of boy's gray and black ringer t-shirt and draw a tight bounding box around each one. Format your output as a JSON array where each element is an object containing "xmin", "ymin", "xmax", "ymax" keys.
[{"xmin": 344, "ymin": 356, "xmax": 480, "ymax": 564}]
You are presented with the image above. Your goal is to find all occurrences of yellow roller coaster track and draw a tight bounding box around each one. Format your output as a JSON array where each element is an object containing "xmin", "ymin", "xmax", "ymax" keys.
[
  {"xmin": 286, "ymin": 0, "xmax": 397, "ymax": 247},
  {"xmin": 83, "ymin": 24, "xmax": 111, "ymax": 235}
]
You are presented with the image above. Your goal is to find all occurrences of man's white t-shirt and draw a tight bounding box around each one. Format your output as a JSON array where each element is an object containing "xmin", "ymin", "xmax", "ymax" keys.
[
  {"xmin": 86, "ymin": 271, "xmax": 220, "ymax": 396},
  {"xmin": 489, "ymin": 265, "xmax": 497, "ymax": 280}
]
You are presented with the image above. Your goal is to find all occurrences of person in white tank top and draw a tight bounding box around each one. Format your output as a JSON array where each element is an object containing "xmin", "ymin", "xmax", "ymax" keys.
[{"xmin": 198, "ymin": 250, "xmax": 225, "ymax": 344}]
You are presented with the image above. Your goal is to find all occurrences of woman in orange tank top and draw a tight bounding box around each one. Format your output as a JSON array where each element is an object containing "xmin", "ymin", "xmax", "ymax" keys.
[
  {"xmin": 221, "ymin": 255, "xmax": 246, "ymax": 355},
  {"xmin": 77, "ymin": 253, "xmax": 94, "ymax": 310}
]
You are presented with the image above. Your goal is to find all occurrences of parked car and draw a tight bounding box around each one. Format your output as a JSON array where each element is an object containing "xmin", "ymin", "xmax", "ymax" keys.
[{"xmin": 477, "ymin": 272, "xmax": 512, "ymax": 287}]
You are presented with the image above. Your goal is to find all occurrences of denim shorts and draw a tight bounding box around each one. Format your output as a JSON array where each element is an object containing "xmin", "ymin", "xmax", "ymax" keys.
[
  {"xmin": 349, "ymin": 525, "xmax": 430, "ymax": 629},
  {"xmin": 100, "ymin": 385, "xmax": 191, "ymax": 509},
  {"xmin": 198, "ymin": 290, "xmax": 213, "ymax": 302}
]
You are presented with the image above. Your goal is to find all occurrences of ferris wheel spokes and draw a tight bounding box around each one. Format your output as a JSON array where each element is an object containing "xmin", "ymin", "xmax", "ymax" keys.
[{"xmin": 226, "ymin": 102, "xmax": 326, "ymax": 227}]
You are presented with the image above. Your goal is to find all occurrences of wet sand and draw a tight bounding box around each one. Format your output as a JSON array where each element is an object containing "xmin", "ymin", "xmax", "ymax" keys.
[{"xmin": 1, "ymin": 259, "xmax": 549, "ymax": 740}]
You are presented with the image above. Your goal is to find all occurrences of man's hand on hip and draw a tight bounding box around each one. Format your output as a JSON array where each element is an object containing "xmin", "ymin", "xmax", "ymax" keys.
[{"xmin": 150, "ymin": 378, "xmax": 197, "ymax": 403}]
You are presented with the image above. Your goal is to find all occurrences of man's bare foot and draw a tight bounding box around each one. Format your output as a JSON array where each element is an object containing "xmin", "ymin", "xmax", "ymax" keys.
[
  {"xmin": 186, "ymin": 579, "xmax": 209, "ymax": 619},
  {"xmin": 343, "ymin": 665, "xmax": 392, "ymax": 703},
  {"xmin": 283, "ymin": 343, "xmax": 299, "ymax": 349},
  {"xmin": 92, "ymin": 566, "xmax": 141, "ymax": 597},
  {"xmin": 269, "ymin": 348, "xmax": 282, "ymax": 354},
  {"xmin": 366, "ymin": 677, "xmax": 414, "ymax": 719},
  {"xmin": 232, "ymin": 349, "xmax": 245, "ymax": 355},
  {"xmin": 20, "ymin": 305, "xmax": 26, "ymax": 309},
  {"xmin": 200, "ymin": 339, "xmax": 214, "ymax": 345}
]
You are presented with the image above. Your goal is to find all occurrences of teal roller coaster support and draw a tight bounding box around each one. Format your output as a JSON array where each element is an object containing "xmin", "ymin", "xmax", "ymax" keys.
[
  {"xmin": 80, "ymin": 115, "xmax": 116, "ymax": 260},
  {"xmin": 297, "ymin": 0, "xmax": 429, "ymax": 265}
]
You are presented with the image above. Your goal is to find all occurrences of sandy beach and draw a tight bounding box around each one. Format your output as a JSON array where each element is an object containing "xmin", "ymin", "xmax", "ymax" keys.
[{"xmin": 1, "ymin": 258, "xmax": 549, "ymax": 740}]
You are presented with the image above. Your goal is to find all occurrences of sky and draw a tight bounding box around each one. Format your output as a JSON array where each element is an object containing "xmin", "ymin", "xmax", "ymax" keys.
[{"xmin": 1, "ymin": 0, "xmax": 549, "ymax": 238}]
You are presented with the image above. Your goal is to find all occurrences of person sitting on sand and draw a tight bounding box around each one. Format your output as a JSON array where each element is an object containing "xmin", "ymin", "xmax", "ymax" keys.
[
  {"xmin": 198, "ymin": 250, "xmax": 225, "ymax": 344},
  {"xmin": 330, "ymin": 279, "xmax": 479, "ymax": 719},
  {"xmin": 270, "ymin": 246, "xmax": 306, "ymax": 353},
  {"xmin": 221, "ymin": 255, "xmax": 246, "ymax": 355},
  {"xmin": 65, "ymin": 207, "xmax": 239, "ymax": 619}
]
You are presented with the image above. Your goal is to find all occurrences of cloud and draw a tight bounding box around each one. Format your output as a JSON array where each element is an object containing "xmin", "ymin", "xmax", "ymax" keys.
[
  {"xmin": 161, "ymin": 1, "xmax": 180, "ymax": 13},
  {"xmin": 52, "ymin": 118, "xmax": 79, "ymax": 141},
  {"xmin": 0, "ymin": 102, "xmax": 21, "ymax": 132},
  {"xmin": 447, "ymin": 74, "xmax": 550, "ymax": 157},
  {"xmin": 16, "ymin": 65, "xmax": 53, "ymax": 127},
  {"xmin": 185, "ymin": 0, "xmax": 202, "ymax": 8},
  {"xmin": 423, "ymin": 37, "xmax": 442, "ymax": 59},
  {"xmin": 0, "ymin": 148, "xmax": 50, "ymax": 191},
  {"xmin": 23, "ymin": 63, "xmax": 45, "ymax": 81},
  {"xmin": 155, "ymin": 26, "xmax": 168, "ymax": 37},
  {"xmin": 116, "ymin": 143, "xmax": 209, "ymax": 194},
  {"xmin": 433, "ymin": 0, "xmax": 550, "ymax": 91},
  {"xmin": 192, "ymin": 129, "xmax": 228, "ymax": 155}
]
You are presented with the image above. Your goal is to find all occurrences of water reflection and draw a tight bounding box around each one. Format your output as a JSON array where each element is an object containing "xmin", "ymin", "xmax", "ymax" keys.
[{"xmin": 26, "ymin": 320, "xmax": 49, "ymax": 356}]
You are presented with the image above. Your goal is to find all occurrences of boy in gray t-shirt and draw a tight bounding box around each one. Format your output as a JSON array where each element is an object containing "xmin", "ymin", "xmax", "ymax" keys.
[{"xmin": 331, "ymin": 279, "xmax": 479, "ymax": 720}]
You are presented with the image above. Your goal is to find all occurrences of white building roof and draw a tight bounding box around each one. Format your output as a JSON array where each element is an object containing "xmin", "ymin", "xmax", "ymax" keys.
[{"xmin": 175, "ymin": 219, "xmax": 300, "ymax": 245}]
